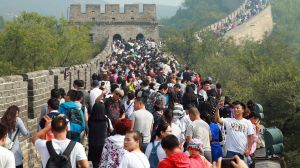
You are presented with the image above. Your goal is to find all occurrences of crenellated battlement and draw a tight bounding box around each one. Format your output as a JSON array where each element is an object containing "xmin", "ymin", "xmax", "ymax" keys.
[{"xmin": 69, "ymin": 4, "xmax": 157, "ymax": 23}]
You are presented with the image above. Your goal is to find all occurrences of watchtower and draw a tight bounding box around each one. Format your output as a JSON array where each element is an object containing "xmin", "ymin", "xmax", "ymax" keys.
[{"xmin": 69, "ymin": 4, "xmax": 159, "ymax": 42}]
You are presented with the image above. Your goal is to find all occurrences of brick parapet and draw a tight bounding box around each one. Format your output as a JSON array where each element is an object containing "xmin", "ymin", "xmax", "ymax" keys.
[{"xmin": 0, "ymin": 26, "xmax": 110, "ymax": 167}]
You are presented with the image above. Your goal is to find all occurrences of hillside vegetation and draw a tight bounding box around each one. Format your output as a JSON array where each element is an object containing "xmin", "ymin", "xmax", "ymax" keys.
[
  {"xmin": 161, "ymin": 0, "xmax": 300, "ymax": 167},
  {"xmin": 0, "ymin": 12, "xmax": 102, "ymax": 76},
  {"xmin": 160, "ymin": 0, "xmax": 244, "ymax": 31}
]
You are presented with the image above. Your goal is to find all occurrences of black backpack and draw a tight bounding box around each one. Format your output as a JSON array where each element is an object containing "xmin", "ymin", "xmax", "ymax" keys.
[
  {"xmin": 141, "ymin": 89, "xmax": 151, "ymax": 101},
  {"xmin": 46, "ymin": 140, "xmax": 76, "ymax": 168}
]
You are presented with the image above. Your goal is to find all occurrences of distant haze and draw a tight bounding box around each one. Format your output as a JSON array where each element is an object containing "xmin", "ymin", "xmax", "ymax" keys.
[
  {"xmin": 0, "ymin": 0, "xmax": 182, "ymax": 20},
  {"xmin": 108, "ymin": 0, "xmax": 183, "ymax": 6}
]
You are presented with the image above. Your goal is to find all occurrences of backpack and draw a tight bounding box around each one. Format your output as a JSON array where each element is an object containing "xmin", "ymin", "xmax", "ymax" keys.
[
  {"xmin": 66, "ymin": 107, "xmax": 85, "ymax": 142},
  {"xmin": 141, "ymin": 89, "xmax": 151, "ymax": 102},
  {"xmin": 148, "ymin": 142, "xmax": 161, "ymax": 168},
  {"xmin": 46, "ymin": 140, "xmax": 76, "ymax": 168}
]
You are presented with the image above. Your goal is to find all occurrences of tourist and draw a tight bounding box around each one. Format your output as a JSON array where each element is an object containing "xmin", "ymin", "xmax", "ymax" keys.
[
  {"xmin": 187, "ymin": 138, "xmax": 212, "ymax": 168},
  {"xmin": 215, "ymin": 101, "xmax": 255, "ymax": 159},
  {"xmin": 131, "ymin": 97, "xmax": 154, "ymax": 152},
  {"xmin": 100, "ymin": 118, "xmax": 132, "ymax": 168},
  {"xmin": 89, "ymin": 80, "xmax": 102, "ymax": 110},
  {"xmin": 145, "ymin": 120, "xmax": 172, "ymax": 168},
  {"xmin": 157, "ymin": 135, "xmax": 195, "ymax": 168},
  {"xmin": 1, "ymin": 105, "xmax": 29, "ymax": 168},
  {"xmin": 32, "ymin": 116, "xmax": 88, "ymax": 168},
  {"xmin": 59, "ymin": 90, "xmax": 85, "ymax": 142},
  {"xmin": 0, "ymin": 123, "xmax": 15, "ymax": 168},
  {"xmin": 88, "ymin": 102, "xmax": 110, "ymax": 168},
  {"xmin": 119, "ymin": 131, "xmax": 150, "ymax": 168},
  {"xmin": 104, "ymin": 88, "xmax": 125, "ymax": 125},
  {"xmin": 39, "ymin": 88, "xmax": 61, "ymax": 128},
  {"xmin": 39, "ymin": 98, "xmax": 61, "ymax": 140},
  {"xmin": 186, "ymin": 107, "xmax": 212, "ymax": 162}
]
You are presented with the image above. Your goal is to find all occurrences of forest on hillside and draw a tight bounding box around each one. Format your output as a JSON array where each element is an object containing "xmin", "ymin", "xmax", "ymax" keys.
[
  {"xmin": 0, "ymin": 0, "xmax": 299, "ymax": 166},
  {"xmin": 160, "ymin": 0, "xmax": 244, "ymax": 30},
  {"xmin": 0, "ymin": 13, "xmax": 102, "ymax": 76},
  {"xmin": 161, "ymin": 0, "xmax": 300, "ymax": 167}
]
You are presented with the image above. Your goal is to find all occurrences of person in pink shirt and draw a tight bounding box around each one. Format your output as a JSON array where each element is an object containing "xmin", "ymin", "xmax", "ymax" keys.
[{"xmin": 187, "ymin": 138, "xmax": 212, "ymax": 168}]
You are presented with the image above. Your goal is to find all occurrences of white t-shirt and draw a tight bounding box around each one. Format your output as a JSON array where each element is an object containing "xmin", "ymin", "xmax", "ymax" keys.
[
  {"xmin": 132, "ymin": 109, "xmax": 154, "ymax": 143},
  {"xmin": 0, "ymin": 146, "xmax": 15, "ymax": 168},
  {"xmin": 35, "ymin": 139, "xmax": 87, "ymax": 168},
  {"xmin": 199, "ymin": 89, "xmax": 208, "ymax": 101},
  {"xmin": 223, "ymin": 118, "xmax": 255, "ymax": 154},
  {"xmin": 145, "ymin": 141, "xmax": 166, "ymax": 161},
  {"xmin": 119, "ymin": 151, "xmax": 150, "ymax": 168},
  {"xmin": 171, "ymin": 123, "xmax": 182, "ymax": 143},
  {"xmin": 89, "ymin": 87, "xmax": 102, "ymax": 108},
  {"xmin": 124, "ymin": 100, "xmax": 135, "ymax": 119},
  {"xmin": 186, "ymin": 119, "xmax": 211, "ymax": 151}
]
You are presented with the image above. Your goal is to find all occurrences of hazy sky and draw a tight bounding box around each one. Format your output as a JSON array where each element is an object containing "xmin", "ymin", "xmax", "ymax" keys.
[
  {"xmin": 0, "ymin": 0, "xmax": 183, "ymax": 19},
  {"xmin": 106, "ymin": 0, "xmax": 183, "ymax": 6}
]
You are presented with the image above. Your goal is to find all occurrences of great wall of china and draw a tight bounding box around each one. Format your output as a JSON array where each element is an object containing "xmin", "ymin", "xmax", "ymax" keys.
[
  {"xmin": 197, "ymin": 0, "xmax": 273, "ymax": 43},
  {"xmin": 0, "ymin": 1, "xmax": 275, "ymax": 167}
]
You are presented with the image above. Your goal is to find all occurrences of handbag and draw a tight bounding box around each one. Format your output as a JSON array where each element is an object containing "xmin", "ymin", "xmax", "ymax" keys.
[{"xmin": 5, "ymin": 128, "xmax": 19, "ymax": 150}]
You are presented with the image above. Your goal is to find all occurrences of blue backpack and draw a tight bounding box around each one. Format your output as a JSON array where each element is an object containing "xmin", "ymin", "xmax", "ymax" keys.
[
  {"xmin": 149, "ymin": 142, "xmax": 161, "ymax": 168},
  {"xmin": 66, "ymin": 106, "xmax": 85, "ymax": 142}
]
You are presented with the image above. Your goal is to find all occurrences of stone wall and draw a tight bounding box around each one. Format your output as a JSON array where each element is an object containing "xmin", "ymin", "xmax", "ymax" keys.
[
  {"xmin": 224, "ymin": 5, "xmax": 273, "ymax": 43},
  {"xmin": 90, "ymin": 23, "xmax": 159, "ymax": 43},
  {"xmin": 70, "ymin": 4, "xmax": 156, "ymax": 23},
  {"xmin": 0, "ymin": 37, "xmax": 112, "ymax": 168},
  {"xmin": 196, "ymin": 0, "xmax": 273, "ymax": 43},
  {"xmin": 69, "ymin": 4, "xmax": 159, "ymax": 42}
]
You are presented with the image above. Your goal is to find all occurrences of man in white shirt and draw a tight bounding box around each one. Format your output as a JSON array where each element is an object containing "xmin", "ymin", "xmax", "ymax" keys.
[
  {"xmin": 199, "ymin": 80, "xmax": 210, "ymax": 101},
  {"xmin": 0, "ymin": 123, "xmax": 15, "ymax": 168},
  {"xmin": 89, "ymin": 80, "xmax": 102, "ymax": 109},
  {"xmin": 215, "ymin": 101, "xmax": 255, "ymax": 159},
  {"xmin": 131, "ymin": 97, "xmax": 154, "ymax": 152},
  {"xmin": 32, "ymin": 116, "xmax": 89, "ymax": 168}
]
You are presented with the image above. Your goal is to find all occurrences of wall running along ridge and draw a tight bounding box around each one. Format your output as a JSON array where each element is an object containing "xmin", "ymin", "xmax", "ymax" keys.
[{"xmin": 196, "ymin": 0, "xmax": 273, "ymax": 43}]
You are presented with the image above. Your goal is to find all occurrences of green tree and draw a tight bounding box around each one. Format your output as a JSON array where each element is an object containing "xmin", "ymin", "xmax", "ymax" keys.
[
  {"xmin": 0, "ymin": 12, "xmax": 102, "ymax": 75},
  {"xmin": 55, "ymin": 18, "xmax": 94, "ymax": 67},
  {"xmin": 160, "ymin": 0, "xmax": 244, "ymax": 31}
]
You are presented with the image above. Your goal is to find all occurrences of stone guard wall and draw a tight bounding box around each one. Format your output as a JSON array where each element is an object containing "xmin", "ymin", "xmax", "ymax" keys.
[{"xmin": 0, "ymin": 38, "xmax": 111, "ymax": 168}]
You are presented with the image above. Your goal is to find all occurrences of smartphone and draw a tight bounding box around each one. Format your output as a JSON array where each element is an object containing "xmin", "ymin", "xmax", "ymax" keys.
[{"xmin": 221, "ymin": 158, "xmax": 234, "ymax": 168}]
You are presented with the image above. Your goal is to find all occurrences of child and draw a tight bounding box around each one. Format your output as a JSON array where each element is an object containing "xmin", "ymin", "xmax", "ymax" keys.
[{"xmin": 187, "ymin": 139, "xmax": 212, "ymax": 168}]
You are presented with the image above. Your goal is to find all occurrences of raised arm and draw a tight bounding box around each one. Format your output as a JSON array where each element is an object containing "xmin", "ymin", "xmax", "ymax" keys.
[{"xmin": 31, "ymin": 116, "xmax": 51, "ymax": 144}]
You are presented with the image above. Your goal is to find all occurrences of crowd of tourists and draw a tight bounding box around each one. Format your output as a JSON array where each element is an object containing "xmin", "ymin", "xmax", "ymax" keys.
[
  {"xmin": 0, "ymin": 38, "xmax": 264, "ymax": 168},
  {"xmin": 213, "ymin": 0, "xmax": 270, "ymax": 35}
]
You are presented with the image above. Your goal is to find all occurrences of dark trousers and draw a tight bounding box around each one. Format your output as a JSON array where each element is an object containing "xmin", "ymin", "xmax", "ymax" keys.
[{"xmin": 92, "ymin": 161, "xmax": 99, "ymax": 168}]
